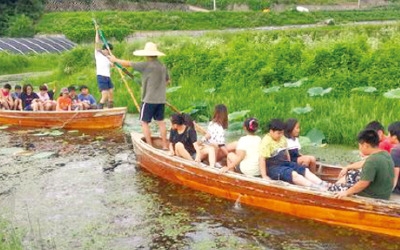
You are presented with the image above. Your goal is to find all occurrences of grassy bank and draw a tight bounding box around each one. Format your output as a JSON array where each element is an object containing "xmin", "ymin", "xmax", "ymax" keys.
[
  {"xmin": 35, "ymin": 7, "xmax": 400, "ymax": 42},
  {"xmin": 0, "ymin": 219, "xmax": 22, "ymax": 250},
  {"xmin": 3, "ymin": 22, "xmax": 400, "ymax": 146}
]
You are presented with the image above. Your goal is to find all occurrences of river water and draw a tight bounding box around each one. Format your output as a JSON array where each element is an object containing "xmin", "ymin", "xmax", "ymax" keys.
[{"xmin": 0, "ymin": 114, "xmax": 399, "ymax": 249}]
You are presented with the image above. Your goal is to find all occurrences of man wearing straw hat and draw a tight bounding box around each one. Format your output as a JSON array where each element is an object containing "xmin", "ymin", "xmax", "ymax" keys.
[{"xmin": 109, "ymin": 42, "xmax": 170, "ymax": 149}]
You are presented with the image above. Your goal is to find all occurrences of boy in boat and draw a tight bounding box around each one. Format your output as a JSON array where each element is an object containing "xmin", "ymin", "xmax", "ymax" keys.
[
  {"xmin": 334, "ymin": 129, "xmax": 394, "ymax": 200},
  {"xmin": 259, "ymin": 119, "xmax": 329, "ymax": 190},
  {"xmin": 388, "ymin": 121, "xmax": 400, "ymax": 194},
  {"xmin": 68, "ymin": 86, "xmax": 83, "ymax": 111},
  {"xmin": 56, "ymin": 87, "xmax": 72, "ymax": 111},
  {"xmin": 11, "ymin": 85, "xmax": 22, "ymax": 111},
  {"xmin": 108, "ymin": 42, "xmax": 169, "ymax": 149},
  {"xmin": 78, "ymin": 85, "xmax": 97, "ymax": 110}
]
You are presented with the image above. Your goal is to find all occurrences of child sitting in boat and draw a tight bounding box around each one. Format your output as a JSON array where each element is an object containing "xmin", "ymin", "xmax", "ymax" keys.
[
  {"xmin": 0, "ymin": 83, "xmax": 14, "ymax": 110},
  {"xmin": 20, "ymin": 84, "xmax": 40, "ymax": 111},
  {"xmin": 168, "ymin": 113, "xmax": 216, "ymax": 167},
  {"xmin": 201, "ymin": 104, "xmax": 237, "ymax": 168},
  {"xmin": 388, "ymin": 121, "xmax": 400, "ymax": 194},
  {"xmin": 56, "ymin": 87, "xmax": 72, "ymax": 111},
  {"xmin": 11, "ymin": 85, "xmax": 22, "ymax": 111},
  {"xmin": 68, "ymin": 86, "xmax": 83, "ymax": 111},
  {"xmin": 220, "ymin": 117, "xmax": 261, "ymax": 177},
  {"xmin": 78, "ymin": 85, "xmax": 97, "ymax": 110},
  {"xmin": 285, "ymin": 118, "xmax": 317, "ymax": 172},
  {"xmin": 259, "ymin": 119, "xmax": 329, "ymax": 190},
  {"xmin": 38, "ymin": 84, "xmax": 56, "ymax": 111},
  {"xmin": 332, "ymin": 129, "xmax": 394, "ymax": 200}
]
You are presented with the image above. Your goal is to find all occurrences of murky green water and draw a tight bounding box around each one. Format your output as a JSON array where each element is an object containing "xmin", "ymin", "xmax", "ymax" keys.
[{"xmin": 1, "ymin": 115, "xmax": 399, "ymax": 249}]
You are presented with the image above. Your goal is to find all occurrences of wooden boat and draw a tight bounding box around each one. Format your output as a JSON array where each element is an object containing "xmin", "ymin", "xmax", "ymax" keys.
[
  {"xmin": 0, "ymin": 107, "xmax": 127, "ymax": 129},
  {"xmin": 131, "ymin": 132, "xmax": 400, "ymax": 238}
]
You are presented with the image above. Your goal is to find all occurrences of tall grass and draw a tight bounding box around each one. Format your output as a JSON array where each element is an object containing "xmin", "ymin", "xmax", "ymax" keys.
[
  {"xmin": 35, "ymin": 7, "xmax": 400, "ymax": 42},
  {"xmin": 0, "ymin": 53, "xmax": 58, "ymax": 75},
  {"xmin": 4, "ymin": 23, "xmax": 400, "ymax": 146},
  {"xmin": 0, "ymin": 219, "xmax": 23, "ymax": 250}
]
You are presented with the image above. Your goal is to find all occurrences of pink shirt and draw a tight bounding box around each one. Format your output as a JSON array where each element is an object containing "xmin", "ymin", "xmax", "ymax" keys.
[{"xmin": 379, "ymin": 136, "xmax": 394, "ymax": 153}]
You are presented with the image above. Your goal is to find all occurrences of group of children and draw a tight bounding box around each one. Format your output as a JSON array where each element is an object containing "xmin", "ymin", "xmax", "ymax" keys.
[
  {"xmin": 168, "ymin": 104, "xmax": 400, "ymax": 201},
  {"xmin": 0, "ymin": 83, "xmax": 98, "ymax": 111}
]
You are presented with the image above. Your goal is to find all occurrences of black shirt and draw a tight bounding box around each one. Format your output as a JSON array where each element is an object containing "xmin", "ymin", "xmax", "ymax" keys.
[{"xmin": 169, "ymin": 126, "xmax": 197, "ymax": 155}]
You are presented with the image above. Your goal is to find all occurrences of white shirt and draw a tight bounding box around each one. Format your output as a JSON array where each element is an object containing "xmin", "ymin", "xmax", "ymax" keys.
[
  {"xmin": 287, "ymin": 137, "xmax": 301, "ymax": 151},
  {"xmin": 237, "ymin": 135, "xmax": 261, "ymax": 177},
  {"xmin": 95, "ymin": 50, "xmax": 111, "ymax": 77},
  {"xmin": 206, "ymin": 121, "xmax": 225, "ymax": 145}
]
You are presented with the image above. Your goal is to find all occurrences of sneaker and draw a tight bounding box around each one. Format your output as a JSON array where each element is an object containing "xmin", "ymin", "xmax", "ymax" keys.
[
  {"xmin": 107, "ymin": 101, "xmax": 114, "ymax": 109},
  {"xmin": 97, "ymin": 103, "xmax": 104, "ymax": 109},
  {"xmin": 214, "ymin": 162, "xmax": 223, "ymax": 169}
]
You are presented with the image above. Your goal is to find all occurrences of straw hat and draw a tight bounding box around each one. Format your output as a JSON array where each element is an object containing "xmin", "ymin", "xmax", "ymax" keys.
[{"xmin": 133, "ymin": 42, "xmax": 165, "ymax": 56}]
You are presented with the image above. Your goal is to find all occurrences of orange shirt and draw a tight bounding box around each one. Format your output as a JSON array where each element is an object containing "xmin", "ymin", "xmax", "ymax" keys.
[{"xmin": 57, "ymin": 96, "xmax": 72, "ymax": 111}]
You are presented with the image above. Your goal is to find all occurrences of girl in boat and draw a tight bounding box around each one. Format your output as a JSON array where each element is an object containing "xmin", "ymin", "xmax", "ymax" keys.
[
  {"xmin": 201, "ymin": 104, "xmax": 237, "ymax": 167},
  {"xmin": 168, "ymin": 113, "xmax": 216, "ymax": 167},
  {"xmin": 38, "ymin": 84, "xmax": 56, "ymax": 111},
  {"xmin": 285, "ymin": 118, "xmax": 317, "ymax": 172},
  {"xmin": 220, "ymin": 117, "xmax": 261, "ymax": 177},
  {"xmin": 20, "ymin": 84, "xmax": 40, "ymax": 111}
]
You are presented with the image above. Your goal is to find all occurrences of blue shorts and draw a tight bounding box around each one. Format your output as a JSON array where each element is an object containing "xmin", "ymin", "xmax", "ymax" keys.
[
  {"xmin": 97, "ymin": 75, "xmax": 114, "ymax": 91},
  {"xmin": 267, "ymin": 162, "xmax": 306, "ymax": 183},
  {"xmin": 140, "ymin": 103, "xmax": 165, "ymax": 122},
  {"xmin": 24, "ymin": 104, "xmax": 33, "ymax": 111}
]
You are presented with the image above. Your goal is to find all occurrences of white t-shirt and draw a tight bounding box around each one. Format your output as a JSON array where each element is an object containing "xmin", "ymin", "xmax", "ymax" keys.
[
  {"xmin": 286, "ymin": 137, "xmax": 301, "ymax": 150},
  {"xmin": 237, "ymin": 135, "xmax": 261, "ymax": 177},
  {"xmin": 206, "ymin": 121, "xmax": 225, "ymax": 145},
  {"xmin": 95, "ymin": 50, "xmax": 111, "ymax": 77},
  {"xmin": 38, "ymin": 92, "xmax": 50, "ymax": 102}
]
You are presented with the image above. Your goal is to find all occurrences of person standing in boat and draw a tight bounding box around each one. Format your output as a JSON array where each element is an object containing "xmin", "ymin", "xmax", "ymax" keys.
[
  {"xmin": 95, "ymin": 24, "xmax": 114, "ymax": 109},
  {"xmin": 259, "ymin": 119, "xmax": 329, "ymax": 190},
  {"xmin": 284, "ymin": 118, "xmax": 317, "ymax": 173},
  {"xmin": 220, "ymin": 117, "xmax": 261, "ymax": 177},
  {"xmin": 334, "ymin": 129, "xmax": 394, "ymax": 200},
  {"xmin": 108, "ymin": 42, "xmax": 169, "ymax": 150}
]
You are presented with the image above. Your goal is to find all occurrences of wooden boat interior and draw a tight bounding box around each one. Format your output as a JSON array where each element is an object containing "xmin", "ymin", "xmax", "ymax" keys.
[{"xmin": 143, "ymin": 136, "xmax": 400, "ymax": 202}]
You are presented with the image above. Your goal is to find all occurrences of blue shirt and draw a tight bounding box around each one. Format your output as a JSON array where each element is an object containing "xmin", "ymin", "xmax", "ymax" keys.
[{"xmin": 78, "ymin": 93, "xmax": 96, "ymax": 105}]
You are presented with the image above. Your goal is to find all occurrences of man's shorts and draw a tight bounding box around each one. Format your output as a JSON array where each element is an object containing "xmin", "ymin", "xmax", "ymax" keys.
[
  {"xmin": 97, "ymin": 75, "xmax": 114, "ymax": 91},
  {"xmin": 267, "ymin": 162, "xmax": 306, "ymax": 183},
  {"xmin": 140, "ymin": 103, "xmax": 165, "ymax": 122}
]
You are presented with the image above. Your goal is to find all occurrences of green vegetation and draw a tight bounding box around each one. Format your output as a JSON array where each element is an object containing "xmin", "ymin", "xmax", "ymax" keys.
[
  {"xmin": 3, "ymin": 22, "xmax": 400, "ymax": 146},
  {"xmin": 35, "ymin": 7, "xmax": 400, "ymax": 43},
  {"xmin": 0, "ymin": 0, "xmax": 45, "ymax": 37},
  {"xmin": 0, "ymin": 218, "xmax": 22, "ymax": 250}
]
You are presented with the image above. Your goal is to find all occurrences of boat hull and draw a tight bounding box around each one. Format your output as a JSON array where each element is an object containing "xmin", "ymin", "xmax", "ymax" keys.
[
  {"xmin": 0, "ymin": 107, "xmax": 127, "ymax": 129},
  {"xmin": 131, "ymin": 132, "xmax": 400, "ymax": 238}
]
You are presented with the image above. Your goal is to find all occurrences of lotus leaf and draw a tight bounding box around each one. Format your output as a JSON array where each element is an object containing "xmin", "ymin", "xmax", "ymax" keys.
[
  {"xmin": 384, "ymin": 88, "xmax": 400, "ymax": 99},
  {"xmin": 49, "ymin": 130, "xmax": 64, "ymax": 136},
  {"xmin": 307, "ymin": 87, "xmax": 332, "ymax": 97},
  {"xmin": 0, "ymin": 125, "xmax": 9, "ymax": 129},
  {"xmin": 351, "ymin": 86, "xmax": 377, "ymax": 93},
  {"xmin": 228, "ymin": 121, "xmax": 244, "ymax": 131},
  {"xmin": 228, "ymin": 110, "xmax": 250, "ymax": 121},
  {"xmin": 284, "ymin": 78, "xmax": 306, "ymax": 88},
  {"xmin": 33, "ymin": 132, "xmax": 50, "ymax": 136},
  {"xmin": 32, "ymin": 151, "xmax": 55, "ymax": 159},
  {"xmin": 292, "ymin": 105, "xmax": 313, "ymax": 114},
  {"xmin": 306, "ymin": 128, "xmax": 325, "ymax": 146},
  {"xmin": 166, "ymin": 86, "xmax": 182, "ymax": 93},
  {"xmin": 299, "ymin": 136, "xmax": 312, "ymax": 147},
  {"xmin": 204, "ymin": 88, "xmax": 216, "ymax": 93},
  {"xmin": 262, "ymin": 86, "xmax": 280, "ymax": 94},
  {"xmin": 0, "ymin": 147, "xmax": 25, "ymax": 155}
]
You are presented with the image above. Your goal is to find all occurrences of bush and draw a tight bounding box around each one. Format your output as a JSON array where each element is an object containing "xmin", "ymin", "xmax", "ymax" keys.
[{"xmin": 6, "ymin": 15, "xmax": 35, "ymax": 37}]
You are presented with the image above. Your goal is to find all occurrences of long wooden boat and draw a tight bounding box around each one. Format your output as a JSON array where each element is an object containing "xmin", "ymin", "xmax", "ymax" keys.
[
  {"xmin": 131, "ymin": 132, "xmax": 400, "ymax": 238},
  {"xmin": 0, "ymin": 107, "xmax": 127, "ymax": 129}
]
